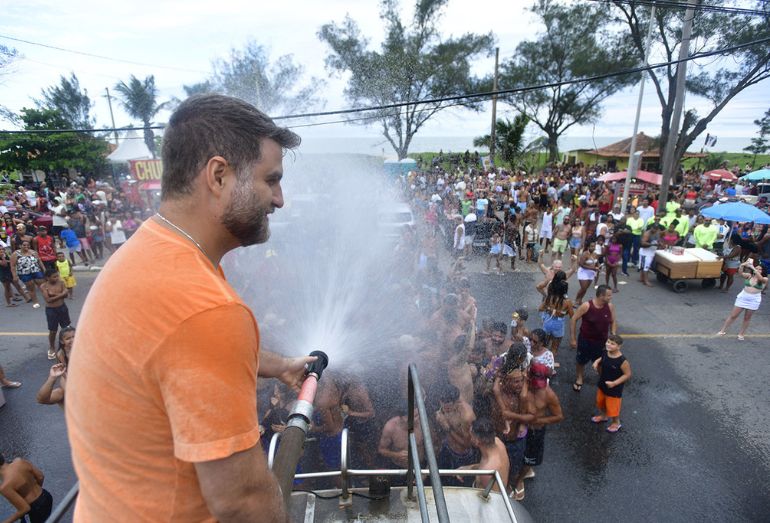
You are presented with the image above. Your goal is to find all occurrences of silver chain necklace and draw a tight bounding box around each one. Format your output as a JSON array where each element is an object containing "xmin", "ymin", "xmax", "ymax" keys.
[{"xmin": 155, "ymin": 213, "xmax": 209, "ymax": 260}]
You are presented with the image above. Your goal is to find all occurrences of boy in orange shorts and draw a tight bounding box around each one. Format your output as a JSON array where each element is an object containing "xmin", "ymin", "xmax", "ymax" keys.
[{"xmin": 591, "ymin": 334, "xmax": 631, "ymax": 433}]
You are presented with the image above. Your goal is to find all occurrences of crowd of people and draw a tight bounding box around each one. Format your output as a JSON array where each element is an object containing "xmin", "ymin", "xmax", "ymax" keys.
[{"xmin": 1, "ymin": 134, "xmax": 769, "ymax": 519}]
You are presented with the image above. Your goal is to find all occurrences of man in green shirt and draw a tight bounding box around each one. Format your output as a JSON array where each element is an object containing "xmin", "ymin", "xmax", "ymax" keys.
[
  {"xmin": 625, "ymin": 209, "xmax": 645, "ymax": 266},
  {"xmin": 665, "ymin": 198, "xmax": 681, "ymax": 217},
  {"xmin": 673, "ymin": 209, "xmax": 690, "ymax": 243},
  {"xmin": 694, "ymin": 219, "xmax": 719, "ymax": 250}
]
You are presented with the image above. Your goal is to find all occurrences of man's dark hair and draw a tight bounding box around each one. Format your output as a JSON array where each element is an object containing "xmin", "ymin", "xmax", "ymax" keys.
[
  {"xmin": 491, "ymin": 321, "xmax": 507, "ymax": 335},
  {"xmin": 161, "ymin": 94, "xmax": 301, "ymax": 200},
  {"xmin": 45, "ymin": 268, "xmax": 58, "ymax": 278},
  {"xmin": 596, "ymin": 284, "xmax": 611, "ymax": 297},
  {"xmin": 472, "ymin": 417, "xmax": 496, "ymax": 446},
  {"xmin": 607, "ymin": 333, "xmax": 624, "ymax": 346},
  {"xmin": 439, "ymin": 385, "xmax": 460, "ymax": 404}
]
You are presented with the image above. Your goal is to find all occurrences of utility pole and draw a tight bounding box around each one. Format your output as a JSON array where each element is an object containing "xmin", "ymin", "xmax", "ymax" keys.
[
  {"xmin": 104, "ymin": 87, "xmax": 119, "ymax": 146},
  {"xmin": 621, "ymin": 3, "xmax": 656, "ymax": 214},
  {"xmin": 659, "ymin": 0, "xmax": 696, "ymax": 211},
  {"xmin": 489, "ymin": 47, "xmax": 500, "ymax": 167}
]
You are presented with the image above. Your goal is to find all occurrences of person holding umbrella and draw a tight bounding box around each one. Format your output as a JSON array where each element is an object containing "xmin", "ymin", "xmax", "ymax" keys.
[{"xmin": 717, "ymin": 259, "xmax": 767, "ymax": 340}]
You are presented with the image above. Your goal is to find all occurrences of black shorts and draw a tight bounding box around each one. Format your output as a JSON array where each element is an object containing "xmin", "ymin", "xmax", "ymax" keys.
[
  {"xmin": 45, "ymin": 304, "xmax": 71, "ymax": 332},
  {"xmin": 524, "ymin": 427, "xmax": 546, "ymax": 466},
  {"xmin": 0, "ymin": 268, "xmax": 11, "ymax": 284},
  {"xmin": 576, "ymin": 336, "xmax": 605, "ymax": 366},
  {"xmin": 504, "ymin": 437, "xmax": 527, "ymax": 482}
]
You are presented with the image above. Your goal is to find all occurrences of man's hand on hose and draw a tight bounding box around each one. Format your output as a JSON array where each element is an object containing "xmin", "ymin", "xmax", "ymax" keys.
[{"xmin": 277, "ymin": 355, "xmax": 318, "ymax": 392}]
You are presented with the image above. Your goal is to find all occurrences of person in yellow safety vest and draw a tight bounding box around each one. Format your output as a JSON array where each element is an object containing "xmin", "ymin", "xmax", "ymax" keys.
[
  {"xmin": 625, "ymin": 209, "xmax": 645, "ymax": 266},
  {"xmin": 665, "ymin": 198, "xmax": 681, "ymax": 217},
  {"xmin": 673, "ymin": 209, "xmax": 690, "ymax": 242},
  {"xmin": 694, "ymin": 219, "xmax": 719, "ymax": 250}
]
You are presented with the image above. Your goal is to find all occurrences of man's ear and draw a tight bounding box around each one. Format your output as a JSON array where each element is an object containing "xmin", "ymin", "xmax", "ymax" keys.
[{"xmin": 203, "ymin": 156, "xmax": 231, "ymax": 195}]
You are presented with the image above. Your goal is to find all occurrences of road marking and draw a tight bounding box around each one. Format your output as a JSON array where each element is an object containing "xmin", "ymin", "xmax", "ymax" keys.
[
  {"xmin": 621, "ymin": 333, "xmax": 770, "ymax": 339},
  {"xmin": 0, "ymin": 332, "xmax": 49, "ymax": 336}
]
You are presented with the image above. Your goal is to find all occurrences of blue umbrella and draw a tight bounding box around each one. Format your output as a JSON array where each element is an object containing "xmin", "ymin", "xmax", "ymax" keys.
[
  {"xmin": 700, "ymin": 201, "xmax": 770, "ymax": 224},
  {"xmin": 740, "ymin": 168, "xmax": 770, "ymax": 181}
]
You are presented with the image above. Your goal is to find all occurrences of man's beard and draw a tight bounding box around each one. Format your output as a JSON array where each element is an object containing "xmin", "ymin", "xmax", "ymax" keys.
[{"xmin": 221, "ymin": 181, "xmax": 271, "ymax": 247}]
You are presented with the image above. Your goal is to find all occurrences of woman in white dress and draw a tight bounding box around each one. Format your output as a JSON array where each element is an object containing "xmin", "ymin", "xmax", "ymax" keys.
[{"xmin": 717, "ymin": 260, "xmax": 767, "ymax": 340}]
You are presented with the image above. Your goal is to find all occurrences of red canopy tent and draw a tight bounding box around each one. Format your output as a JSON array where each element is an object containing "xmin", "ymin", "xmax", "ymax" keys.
[
  {"xmin": 597, "ymin": 170, "xmax": 663, "ymax": 185},
  {"xmin": 704, "ymin": 169, "xmax": 737, "ymax": 181}
]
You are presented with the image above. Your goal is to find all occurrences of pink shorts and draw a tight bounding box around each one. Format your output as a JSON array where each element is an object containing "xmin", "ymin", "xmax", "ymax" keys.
[{"xmin": 78, "ymin": 237, "xmax": 91, "ymax": 250}]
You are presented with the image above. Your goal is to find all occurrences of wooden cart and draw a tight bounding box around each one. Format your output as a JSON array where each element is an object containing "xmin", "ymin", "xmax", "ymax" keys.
[{"xmin": 654, "ymin": 247, "xmax": 722, "ymax": 293}]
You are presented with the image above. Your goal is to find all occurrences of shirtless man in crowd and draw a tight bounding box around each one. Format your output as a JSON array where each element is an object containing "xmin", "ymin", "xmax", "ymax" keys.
[
  {"xmin": 515, "ymin": 362, "xmax": 564, "ymax": 501},
  {"xmin": 428, "ymin": 293, "xmax": 472, "ymax": 349},
  {"xmin": 378, "ymin": 409, "xmax": 425, "ymax": 469},
  {"xmin": 536, "ymin": 256, "xmax": 577, "ymax": 297},
  {"xmin": 484, "ymin": 321, "xmax": 512, "ymax": 361},
  {"xmin": 467, "ymin": 418, "xmax": 510, "ymax": 493},
  {"xmin": 310, "ymin": 374, "xmax": 347, "ymax": 472},
  {"xmin": 0, "ymin": 453, "xmax": 52, "ymax": 523},
  {"xmin": 435, "ymin": 385, "xmax": 477, "ymax": 486},
  {"xmin": 550, "ymin": 217, "xmax": 572, "ymax": 262},
  {"xmin": 492, "ymin": 363, "xmax": 534, "ymax": 497}
]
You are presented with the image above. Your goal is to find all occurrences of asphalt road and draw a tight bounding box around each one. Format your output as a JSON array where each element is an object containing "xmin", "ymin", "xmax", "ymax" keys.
[{"xmin": 2, "ymin": 262, "xmax": 769, "ymax": 522}]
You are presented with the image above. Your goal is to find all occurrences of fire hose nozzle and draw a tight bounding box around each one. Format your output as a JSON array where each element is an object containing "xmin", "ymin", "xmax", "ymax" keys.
[{"xmin": 306, "ymin": 350, "xmax": 329, "ymax": 379}]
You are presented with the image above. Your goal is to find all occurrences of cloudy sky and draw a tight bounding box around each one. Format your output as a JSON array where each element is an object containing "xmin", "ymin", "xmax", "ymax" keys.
[{"xmin": 0, "ymin": 0, "xmax": 766, "ymax": 151}]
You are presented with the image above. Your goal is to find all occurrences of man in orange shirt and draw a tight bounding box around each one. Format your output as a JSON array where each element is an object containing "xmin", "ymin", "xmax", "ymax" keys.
[{"xmin": 66, "ymin": 94, "xmax": 314, "ymax": 522}]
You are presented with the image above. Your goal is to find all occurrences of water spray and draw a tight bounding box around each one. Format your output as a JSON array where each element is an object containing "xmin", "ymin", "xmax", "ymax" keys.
[{"xmin": 271, "ymin": 350, "xmax": 329, "ymax": 507}]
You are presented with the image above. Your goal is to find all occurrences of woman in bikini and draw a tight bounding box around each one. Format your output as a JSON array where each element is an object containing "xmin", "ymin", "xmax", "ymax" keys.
[
  {"xmin": 717, "ymin": 260, "xmax": 767, "ymax": 340},
  {"xmin": 574, "ymin": 239, "xmax": 598, "ymax": 305},
  {"xmin": 604, "ymin": 234, "xmax": 622, "ymax": 292}
]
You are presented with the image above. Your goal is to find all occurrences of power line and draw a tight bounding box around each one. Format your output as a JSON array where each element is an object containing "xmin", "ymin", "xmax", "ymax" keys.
[
  {"xmin": 589, "ymin": 0, "xmax": 769, "ymax": 16},
  {"xmin": 0, "ymin": 33, "xmax": 208, "ymax": 75},
  {"xmin": 1, "ymin": 34, "xmax": 768, "ymax": 135}
]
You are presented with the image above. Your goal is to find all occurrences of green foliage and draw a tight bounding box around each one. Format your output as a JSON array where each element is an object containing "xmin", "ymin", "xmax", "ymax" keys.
[
  {"xmin": 186, "ymin": 42, "xmax": 322, "ymax": 116},
  {"xmin": 318, "ymin": 0, "xmax": 494, "ymax": 159},
  {"xmin": 36, "ymin": 73, "xmax": 94, "ymax": 129},
  {"xmin": 500, "ymin": 0, "xmax": 638, "ymax": 162},
  {"xmin": 0, "ymin": 108, "xmax": 109, "ymax": 174},
  {"xmin": 611, "ymin": 0, "xmax": 770, "ymax": 166},
  {"xmin": 473, "ymin": 115, "xmax": 530, "ymax": 166},
  {"xmin": 114, "ymin": 75, "xmax": 168, "ymax": 156},
  {"xmin": 743, "ymin": 108, "xmax": 770, "ymax": 167}
]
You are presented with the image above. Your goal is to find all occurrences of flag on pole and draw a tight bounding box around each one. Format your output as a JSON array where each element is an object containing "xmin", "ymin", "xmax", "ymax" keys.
[{"xmin": 704, "ymin": 133, "xmax": 718, "ymax": 147}]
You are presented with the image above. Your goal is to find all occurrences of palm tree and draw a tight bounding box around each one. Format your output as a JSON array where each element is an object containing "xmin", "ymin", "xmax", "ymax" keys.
[
  {"xmin": 114, "ymin": 75, "xmax": 168, "ymax": 157},
  {"xmin": 473, "ymin": 114, "xmax": 530, "ymax": 167}
]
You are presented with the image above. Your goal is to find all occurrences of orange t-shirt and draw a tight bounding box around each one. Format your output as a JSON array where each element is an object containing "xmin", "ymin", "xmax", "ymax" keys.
[{"xmin": 66, "ymin": 219, "xmax": 260, "ymax": 522}]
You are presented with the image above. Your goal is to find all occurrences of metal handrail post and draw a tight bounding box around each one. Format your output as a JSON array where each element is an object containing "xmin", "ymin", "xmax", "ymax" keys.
[
  {"xmin": 410, "ymin": 433, "xmax": 430, "ymax": 523},
  {"xmin": 339, "ymin": 428, "xmax": 352, "ymax": 506},
  {"xmin": 267, "ymin": 432, "xmax": 281, "ymax": 470},
  {"xmin": 406, "ymin": 368, "xmax": 416, "ymax": 500},
  {"xmin": 409, "ymin": 364, "xmax": 450, "ymax": 523},
  {"xmin": 45, "ymin": 481, "xmax": 79, "ymax": 523}
]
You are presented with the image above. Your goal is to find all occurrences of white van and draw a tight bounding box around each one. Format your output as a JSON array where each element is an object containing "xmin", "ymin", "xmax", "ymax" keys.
[{"xmin": 377, "ymin": 202, "xmax": 415, "ymax": 238}]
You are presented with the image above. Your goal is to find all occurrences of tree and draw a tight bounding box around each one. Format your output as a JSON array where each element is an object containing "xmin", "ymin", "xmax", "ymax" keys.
[
  {"xmin": 744, "ymin": 108, "xmax": 770, "ymax": 168},
  {"xmin": 319, "ymin": 0, "xmax": 494, "ymax": 159},
  {"xmin": 499, "ymin": 0, "xmax": 638, "ymax": 162},
  {"xmin": 0, "ymin": 108, "xmax": 109, "ymax": 174},
  {"xmin": 37, "ymin": 73, "xmax": 94, "ymax": 129},
  {"xmin": 473, "ymin": 114, "xmax": 530, "ymax": 166},
  {"xmin": 114, "ymin": 75, "xmax": 168, "ymax": 156},
  {"xmin": 611, "ymin": 1, "xmax": 770, "ymax": 168},
  {"xmin": 187, "ymin": 42, "xmax": 322, "ymax": 116},
  {"xmin": 0, "ymin": 44, "xmax": 18, "ymax": 123}
]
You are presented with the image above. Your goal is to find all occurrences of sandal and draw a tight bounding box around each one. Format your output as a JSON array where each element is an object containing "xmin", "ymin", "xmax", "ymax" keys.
[
  {"xmin": 513, "ymin": 487, "xmax": 525, "ymax": 501},
  {"xmin": 572, "ymin": 382, "xmax": 582, "ymax": 392},
  {"xmin": 6, "ymin": 303, "xmax": 18, "ymax": 307},
  {"xmin": 591, "ymin": 415, "xmax": 609, "ymax": 423},
  {"xmin": 737, "ymin": 335, "xmax": 745, "ymax": 341},
  {"xmin": 1, "ymin": 381, "xmax": 22, "ymax": 389},
  {"xmin": 606, "ymin": 423, "xmax": 622, "ymax": 433},
  {"xmin": 716, "ymin": 331, "xmax": 726, "ymax": 337}
]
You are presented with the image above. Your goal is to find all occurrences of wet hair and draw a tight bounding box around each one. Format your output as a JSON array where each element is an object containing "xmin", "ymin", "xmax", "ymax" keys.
[
  {"xmin": 440, "ymin": 385, "xmax": 460, "ymax": 404},
  {"xmin": 544, "ymin": 277, "xmax": 568, "ymax": 312},
  {"xmin": 514, "ymin": 308, "xmax": 528, "ymax": 321},
  {"xmin": 596, "ymin": 284, "xmax": 611, "ymax": 297},
  {"xmin": 491, "ymin": 322, "xmax": 507, "ymax": 335},
  {"xmin": 472, "ymin": 417, "xmax": 496, "ymax": 446},
  {"xmin": 501, "ymin": 342, "xmax": 528, "ymax": 374},
  {"xmin": 58, "ymin": 326, "xmax": 76, "ymax": 364},
  {"xmin": 607, "ymin": 333, "xmax": 624, "ymax": 346},
  {"xmin": 530, "ymin": 328, "xmax": 546, "ymax": 346},
  {"xmin": 161, "ymin": 94, "xmax": 301, "ymax": 201}
]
